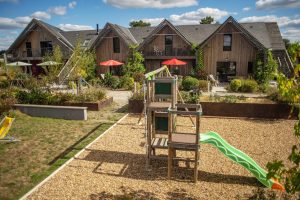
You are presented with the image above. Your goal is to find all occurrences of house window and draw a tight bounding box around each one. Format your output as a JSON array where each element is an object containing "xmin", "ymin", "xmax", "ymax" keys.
[
  {"xmin": 26, "ymin": 42, "xmax": 32, "ymax": 57},
  {"xmin": 40, "ymin": 41, "xmax": 53, "ymax": 56},
  {"xmin": 165, "ymin": 35, "xmax": 173, "ymax": 56},
  {"xmin": 216, "ymin": 61, "xmax": 236, "ymax": 82},
  {"xmin": 113, "ymin": 37, "xmax": 120, "ymax": 53},
  {"xmin": 223, "ymin": 34, "xmax": 232, "ymax": 51}
]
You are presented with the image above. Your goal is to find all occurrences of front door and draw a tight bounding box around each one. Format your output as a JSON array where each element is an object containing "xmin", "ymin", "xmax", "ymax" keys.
[{"xmin": 216, "ymin": 61, "xmax": 236, "ymax": 82}]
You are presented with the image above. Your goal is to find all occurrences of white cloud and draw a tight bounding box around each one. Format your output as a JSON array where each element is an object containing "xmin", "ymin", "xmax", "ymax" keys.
[
  {"xmin": 0, "ymin": 35, "xmax": 17, "ymax": 50},
  {"xmin": 68, "ymin": 1, "xmax": 77, "ymax": 9},
  {"xmin": 282, "ymin": 29, "xmax": 300, "ymax": 41},
  {"xmin": 31, "ymin": 11, "xmax": 51, "ymax": 20},
  {"xmin": 137, "ymin": 18, "xmax": 164, "ymax": 26},
  {"xmin": 0, "ymin": 17, "xmax": 25, "ymax": 29},
  {"xmin": 239, "ymin": 15, "xmax": 300, "ymax": 28},
  {"xmin": 256, "ymin": 0, "xmax": 300, "ymax": 9},
  {"xmin": 58, "ymin": 24, "xmax": 93, "ymax": 31},
  {"xmin": 103, "ymin": 0, "xmax": 198, "ymax": 9},
  {"xmin": 169, "ymin": 7, "xmax": 230, "ymax": 25},
  {"xmin": 48, "ymin": 6, "xmax": 67, "ymax": 15},
  {"xmin": 243, "ymin": 7, "xmax": 251, "ymax": 11},
  {"xmin": 15, "ymin": 16, "xmax": 32, "ymax": 24}
]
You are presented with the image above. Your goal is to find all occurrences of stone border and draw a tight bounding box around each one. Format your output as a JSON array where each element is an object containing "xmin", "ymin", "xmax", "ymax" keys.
[
  {"xmin": 19, "ymin": 113, "xmax": 129, "ymax": 200},
  {"xmin": 14, "ymin": 104, "xmax": 87, "ymax": 120}
]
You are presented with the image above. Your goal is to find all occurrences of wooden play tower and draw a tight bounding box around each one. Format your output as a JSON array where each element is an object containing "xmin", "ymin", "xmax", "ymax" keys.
[{"xmin": 143, "ymin": 66, "xmax": 202, "ymax": 182}]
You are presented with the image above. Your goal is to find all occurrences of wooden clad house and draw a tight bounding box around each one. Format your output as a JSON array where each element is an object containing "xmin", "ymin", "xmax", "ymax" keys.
[{"xmin": 6, "ymin": 16, "xmax": 293, "ymax": 80}]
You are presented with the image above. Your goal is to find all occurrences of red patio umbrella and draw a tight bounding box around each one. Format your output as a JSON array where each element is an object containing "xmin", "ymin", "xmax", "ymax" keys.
[
  {"xmin": 100, "ymin": 59, "xmax": 124, "ymax": 75},
  {"xmin": 162, "ymin": 58, "xmax": 186, "ymax": 75},
  {"xmin": 99, "ymin": 60, "xmax": 124, "ymax": 66},
  {"xmin": 162, "ymin": 58, "xmax": 186, "ymax": 65}
]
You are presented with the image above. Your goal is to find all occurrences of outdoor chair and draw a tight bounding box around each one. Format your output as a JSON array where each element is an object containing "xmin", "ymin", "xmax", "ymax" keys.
[{"xmin": 0, "ymin": 116, "xmax": 19, "ymax": 142}]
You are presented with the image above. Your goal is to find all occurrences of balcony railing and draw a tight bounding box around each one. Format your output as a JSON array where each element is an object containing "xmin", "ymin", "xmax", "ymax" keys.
[
  {"xmin": 143, "ymin": 48, "xmax": 194, "ymax": 57},
  {"xmin": 10, "ymin": 49, "xmax": 71, "ymax": 60}
]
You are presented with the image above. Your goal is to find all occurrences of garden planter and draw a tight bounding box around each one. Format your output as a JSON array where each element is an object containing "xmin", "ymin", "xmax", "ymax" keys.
[
  {"xmin": 200, "ymin": 102, "xmax": 298, "ymax": 119},
  {"xmin": 128, "ymin": 99, "xmax": 144, "ymax": 113},
  {"xmin": 64, "ymin": 97, "xmax": 113, "ymax": 111}
]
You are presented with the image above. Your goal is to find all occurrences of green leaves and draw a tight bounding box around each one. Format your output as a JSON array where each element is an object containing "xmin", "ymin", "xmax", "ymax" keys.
[{"xmin": 123, "ymin": 45, "xmax": 145, "ymax": 76}]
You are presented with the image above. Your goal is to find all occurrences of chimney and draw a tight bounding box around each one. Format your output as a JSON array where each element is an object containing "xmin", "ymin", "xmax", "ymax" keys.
[{"xmin": 96, "ymin": 24, "xmax": 99, "ymax": 35}]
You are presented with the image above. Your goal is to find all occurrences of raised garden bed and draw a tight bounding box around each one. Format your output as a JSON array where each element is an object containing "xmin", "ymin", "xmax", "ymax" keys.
[
  {"xmin": 128, "ymin": 99, "xmax": 298, "ymax": 119},
  {"xmin": 63, "ymin": 97, "xmax": 113, "ymax": 111},
  {"xmin": 200, "ymin": 102, "xmax": 298, "ymax": 119},
  {"xmin": 128, "ymin": 99, "xmax": 144, "ymax": 113}
]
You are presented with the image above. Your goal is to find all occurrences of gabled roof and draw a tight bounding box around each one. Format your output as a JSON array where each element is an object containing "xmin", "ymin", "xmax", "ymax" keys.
[
  {"xmin": 7, "ymin": 17, "xmax": 286, "ymax": 54},
  {"xmin": 90, "ymin": 23, "xmax": 137, "ymax": 49},
  {"xmin": 138, "ymin": 19, "xmax": 192, "ymax": 50},
  {"xmin": 60, "ymin": 30, "xmax": 99, "ymax": 48},
  {"xmin": 7, "ymin": 19, "xmax": 74, "ymax": 52},
  {"xmin": 199, "ymin": 16, "xmax": 266, "ymax": 50}
]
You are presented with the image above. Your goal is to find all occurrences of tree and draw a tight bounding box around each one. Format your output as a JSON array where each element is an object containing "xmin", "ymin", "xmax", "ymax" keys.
[
  {"xmin": 266, "ymin": 64, "xmax": 300, "ymax": 193},
  {"xmin": 129, "ymin": 20, "xmax": 151, "ymax": 27},
  {"xmin": 42, "ymin": 45, "xmax": 63, "ymax": 79},
  {"xmin": 67, "ymin": 41, "xmax": 96, "ymax": 93},
  {"xmin": 254, "ymin": 50, "xmax": 278, "ymax": 84},
  {"xmin": 200, "ymin": 16, "xmax": 214, "ymax": 24},
  {"xmin": 283, "ymin": 38, "xmax": 291, "ymax": 49},
  {"xmin": 123, "ymin": 45, "xmax": 145, "ymax": 76},
  {"xmin": 287, "ymin": 41, "xmax": 300, "ymax": 67}
]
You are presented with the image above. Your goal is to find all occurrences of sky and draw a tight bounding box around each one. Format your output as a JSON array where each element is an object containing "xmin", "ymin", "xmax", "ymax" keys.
[{"xmin": 0, "ymin": 0, "xmax": 299, "ymax": 50}]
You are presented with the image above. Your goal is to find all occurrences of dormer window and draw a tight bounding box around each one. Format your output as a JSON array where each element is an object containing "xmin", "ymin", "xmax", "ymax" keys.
[
  {"xmin": 223, "ymin": 34, "xmax": 232, "ymax": 51},
  {"xmin": 82, "ymin": 39, "xmax": 91, "ymax": 47},
  {"xmin": 113, "ymin": 37, "xmax": 120, "ymax": 53}
]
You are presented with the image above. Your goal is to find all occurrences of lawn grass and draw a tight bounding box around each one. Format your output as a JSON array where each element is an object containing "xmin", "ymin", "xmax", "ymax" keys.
[{"xmin": 0, "ymin": 104, "xmax": 125, "ymax": 200}]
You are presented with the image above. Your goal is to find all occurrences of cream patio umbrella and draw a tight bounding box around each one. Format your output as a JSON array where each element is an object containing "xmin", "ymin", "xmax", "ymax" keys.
[
  {"xmin": 6, "ymin": 61, "xmax": 32, "ymax": 67},
  {"xmin": 37, "ymin": 61, "xmax": 61, "ymax": 66}
]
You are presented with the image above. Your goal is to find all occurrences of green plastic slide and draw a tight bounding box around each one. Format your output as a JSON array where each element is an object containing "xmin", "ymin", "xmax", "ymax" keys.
[{"xmin": 199, "ymin": 131, "xmax": 284, "ymax": 191}]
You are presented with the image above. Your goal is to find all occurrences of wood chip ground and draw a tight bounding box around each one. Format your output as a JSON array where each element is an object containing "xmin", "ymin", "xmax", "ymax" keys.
[{"xmin": 26, "ymin": 115, "xmax": 300, "ymax": 200}]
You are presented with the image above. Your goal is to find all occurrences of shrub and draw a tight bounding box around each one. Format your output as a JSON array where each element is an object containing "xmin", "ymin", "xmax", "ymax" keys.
[
  {"xmin": 198, "ymin": 80, "xmax": 208, "ymax": 92},
  {"xmin": 119, "ymin": 76, "xmax": 134, "ymax": 90},
  {"xmin": 130, "ymin": 92, "xmax": 144, "ymax": 100},
  {"xmin": 16, "ymin": 89, "xmax": 51, "ymax": 105},
  {"xmin": 182, "ymin": 76, "xmax": 199, "ymax": 91},
  {"xmin": 132, "ymin": 72, "xmax": 145, "ymax": 83},
  {"xmin": 110, "ymin": 76, "xmax": 120, "ymax": 89},
  {"xmin": 0, "ymin": 98, "xmax": 16, "ymax": 114},
  {"xmin": 194, "ymin": 68, "xmax": 208, "ymax": 80},
  {"xmin": 230, "ymin": 79, "xmax": 242, "ymax": 92},
  {"xmin": 103, "ymin": 73, "xmax": 120, "ymax": 89},
  {"xmin": 74, "ymin": 89, "xmax": 106, "ymax": 103},
  {"xmin": 180, "ymin": 91, "xmax": 199, "ymax": 103},
  {"xmin": 240, "ymin": 80, "xmax": 258, "ymax": 93},
  {"xmin": 0, "ymin": 88, "xmax": 17, "ymax": 114}
]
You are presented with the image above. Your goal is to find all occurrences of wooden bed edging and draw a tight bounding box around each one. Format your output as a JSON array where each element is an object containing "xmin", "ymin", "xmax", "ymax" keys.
[
  {"xmin": 128, "ymin": 99, "xmax": 144, "ymax": 113},
  {"xmin": 201, "ymin": 102, "xmax": 298, "ymax": 119},
  {"xmin": 128, "ymin": 100, "xmax": 298, "ymax": 119},
  {"xmin": 14, "ymin": 104, "xmax": 87, "ymax": 120},
  {"xmin": 64, "ymin": 97, "xmax": 113, "ymax": 111}
]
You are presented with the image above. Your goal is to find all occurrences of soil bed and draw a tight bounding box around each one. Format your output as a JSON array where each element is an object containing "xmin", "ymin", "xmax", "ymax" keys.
[{"xmin": 26, "ymin": 115, "xmax": 299, "ymax": 200}]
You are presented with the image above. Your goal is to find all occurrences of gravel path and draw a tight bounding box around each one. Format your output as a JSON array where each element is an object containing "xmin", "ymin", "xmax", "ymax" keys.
[
  {"xmin": 26, "ymin": 115, "xmax": 299, "ymax": 200},
  {"xmin": 106, "ymin": 90, "xmax": 132, "ymax": 106}
]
